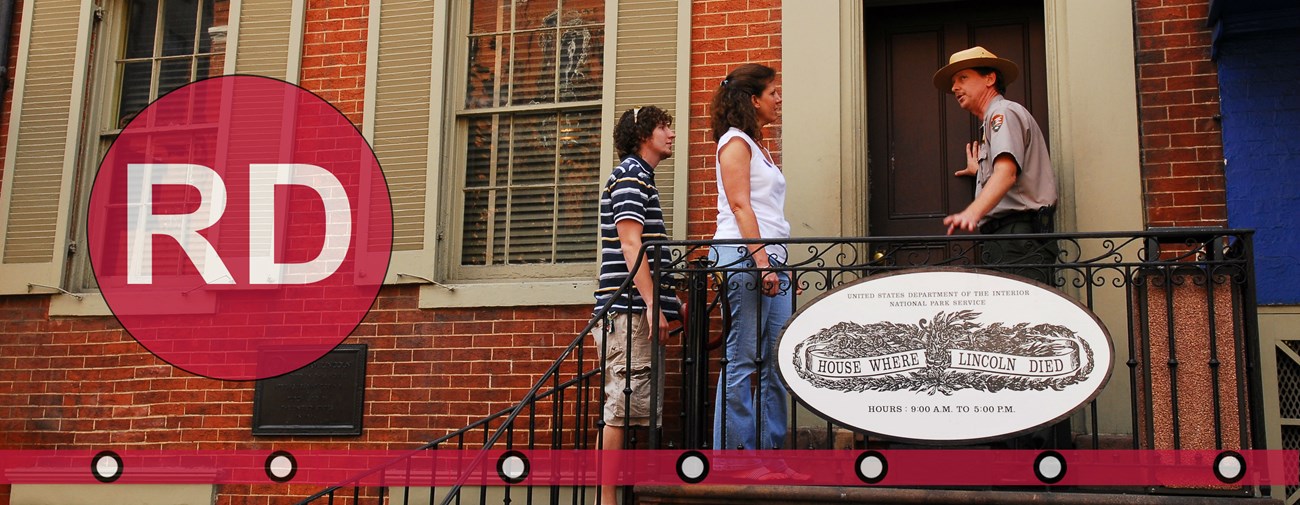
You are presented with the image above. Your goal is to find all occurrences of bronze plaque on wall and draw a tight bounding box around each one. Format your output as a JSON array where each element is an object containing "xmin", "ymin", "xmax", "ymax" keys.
[{"xmin": 253, "ymin": 344, "xmax": 367, "ymax": 436}]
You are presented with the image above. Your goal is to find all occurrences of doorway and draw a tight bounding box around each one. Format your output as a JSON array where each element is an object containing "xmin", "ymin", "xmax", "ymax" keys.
[{"xmin": 866, "ymin": 0, "xmax": 1048, "ymax": 237}]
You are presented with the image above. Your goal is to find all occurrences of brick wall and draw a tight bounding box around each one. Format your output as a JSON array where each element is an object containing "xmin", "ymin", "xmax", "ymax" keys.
[
  {"xmin": 1134, "ymin": 0, "xmax": 1227, "ymax": 228},
  {"xmin": 0, "ymin": 288, "xmax": 593, "ymax": 505},
  {"xmin": 0, "ymin": 0, "xmax": 21, "ymax": 194},
  {"xmin": 687, "ymin": 0, "xmax": 782, "ymax": 240},
  {"xmin": 0, "ymin": 4, "xmax": 23, "ymax": 501},
  {"xmin": 300, "ymin": 0, "xmax": 368, "ymax": 125}
]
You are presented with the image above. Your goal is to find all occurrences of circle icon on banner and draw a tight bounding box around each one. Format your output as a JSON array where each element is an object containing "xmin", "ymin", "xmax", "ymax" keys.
[
  {"xmin": 676, "ymin": 451, "xmax": 709, "ymax": 484},
  {"xmin": 92, "ymin": 451, "xmax": 124, "ymax": 483},
  {"xmin": 496, "ymin": 451, "xmax": 529, "ymax": 484},
  {"xmin": 87, "ymin": 75, "xmax": 392, "ymax": 380},
  {"xmin": 1034, "ymin": 451, "xmax": 1067, "ymax": 484},
  {"xmin": 1213, "ymin": 451, "xmax": 1245, "ymax": 484},
  {"xmin": 854, "ymin": 451, "xmax": 887, "ymax": 484},
  {"xmin": 265, "ymin": 451, "xmax": 298, "ymax": 483}
]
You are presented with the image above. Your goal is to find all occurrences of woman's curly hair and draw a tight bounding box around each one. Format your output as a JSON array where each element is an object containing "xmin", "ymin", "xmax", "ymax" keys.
[
  {"xmin": 710, "ymin": 63, "xmax": 776, "ymax": 142},
  {"xmin": 614, "ymin": 105, "xmax": 673, "ymax": 158}
]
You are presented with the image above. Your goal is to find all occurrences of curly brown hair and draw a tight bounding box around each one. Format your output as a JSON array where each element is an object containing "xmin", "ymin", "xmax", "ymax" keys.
[
  {"xmin": 614, "ymin": 105, "xmax": 672, "ymax": 159},
  {"xmin": 710, "ymin": 63, "xmax": 776, "ymax": 142}
]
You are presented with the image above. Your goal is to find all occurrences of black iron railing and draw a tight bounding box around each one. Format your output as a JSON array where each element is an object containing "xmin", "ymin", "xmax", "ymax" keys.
[{"xmin": 295, "ymin": 229, "xmax": 1266, "ymax": 504}]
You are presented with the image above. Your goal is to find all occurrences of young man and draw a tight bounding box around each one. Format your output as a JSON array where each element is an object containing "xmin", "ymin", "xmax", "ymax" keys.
[
  {"xmin": 592, "ymin": 105, "xmax": 682, "ymax": 504},
  {"xmin": 936, "ymin": 46, "xmax": 1059, "ymax": 284}
]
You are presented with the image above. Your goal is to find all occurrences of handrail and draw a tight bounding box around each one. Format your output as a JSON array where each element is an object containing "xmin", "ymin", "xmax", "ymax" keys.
[
  {"xmin": 432, "ymin": 240, "xmax": 676, "ymax": 504},
  {"xmin": 296, "ymin": 241, "xmax": 658, "ymax": 505},
  {"xmin": 295, "ymin": 228, "xmax": 1264, "ymax": 504}
]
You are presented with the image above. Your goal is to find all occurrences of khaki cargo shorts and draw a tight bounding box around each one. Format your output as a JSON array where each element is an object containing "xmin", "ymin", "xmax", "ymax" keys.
[{"xmin": 592, "ymin": 313, "xmax": 663, "ymax": 427}]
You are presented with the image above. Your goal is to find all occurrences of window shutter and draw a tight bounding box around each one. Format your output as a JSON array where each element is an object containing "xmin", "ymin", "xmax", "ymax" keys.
[
  {"xmin": 0, "ymin": 0, "xmax": 88, "ymax": 294},
  {"xmin": 613, "ymin": 0, "xmax": 685, "ymax": 238},
  {"xmin": 196, "ymin": 0, "xmax": 297, "ymax": 260},
  {"xmin": 371, "ymin": 0, "xmax": 435, "ymax": 257},
  {"xmin": 231, "ymin": 1, "xmax": 295, "ymax": 79}
]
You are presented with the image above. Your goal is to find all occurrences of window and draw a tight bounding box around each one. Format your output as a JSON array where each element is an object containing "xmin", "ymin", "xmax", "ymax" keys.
[
  {"xmin": 451, "ymin": 0, "xmax": 605, "ymax": 279},
  {"xmin": 115, "ymin": 0, "xmax": 225, "ymax": 126},
  {"xmin": 67, "ymin": 0, "xmax": 228, "ymax": 290}
]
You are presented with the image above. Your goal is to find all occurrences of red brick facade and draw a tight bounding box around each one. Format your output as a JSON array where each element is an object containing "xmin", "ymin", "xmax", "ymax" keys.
[
  {"xmin": 0, "ymin": 0, "xmax": 1237, "ymax": 504},
  {"xmin": 1135, "ymin": 0, "xmax": 1227, "ymax": 227},
  {"xmin": 687, "ymin": 0, "xmax": 782, "ymax": 240},
  {"xmin": 300, "ymin": 0, "xmax": 368, "ymax": 125},
  {"xmin": 0, "ymin": 0, "xmax": 20, "ymax": 191},
  {"xmin": 0, "ymin": 289, "xmax": 593, "ymax": 505}
]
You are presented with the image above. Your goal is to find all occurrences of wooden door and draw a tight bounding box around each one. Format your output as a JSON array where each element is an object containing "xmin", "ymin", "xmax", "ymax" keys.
[{"xmin": 866, "ymin": 0, "xmax": 1048, "ymax": 238}]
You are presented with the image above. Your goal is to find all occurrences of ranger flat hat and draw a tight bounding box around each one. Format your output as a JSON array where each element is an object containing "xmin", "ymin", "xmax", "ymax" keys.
[{"xmin": 933, "ymin": 46, "xmax": 1020, "ymax": 92}]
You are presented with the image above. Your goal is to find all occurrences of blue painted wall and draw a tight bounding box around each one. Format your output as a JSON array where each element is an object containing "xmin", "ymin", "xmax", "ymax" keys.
[{"xmin": 1217, "ymin": 31, "xmax": 1300, "ymax": 304}]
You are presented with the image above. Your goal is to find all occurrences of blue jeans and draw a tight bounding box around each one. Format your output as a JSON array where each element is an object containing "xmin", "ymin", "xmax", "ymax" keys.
[{"xmin": 710, "ymin": 246, "xmax": 793, "ymax": 454}]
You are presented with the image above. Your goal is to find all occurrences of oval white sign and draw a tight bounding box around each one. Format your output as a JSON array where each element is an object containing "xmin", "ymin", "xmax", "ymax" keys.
[{"xmin": 778, "ymin": 268, "xmax": 1113, "ymax": 444}]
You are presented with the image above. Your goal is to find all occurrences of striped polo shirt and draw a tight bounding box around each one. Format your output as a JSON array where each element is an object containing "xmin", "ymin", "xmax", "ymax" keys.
[{"xmin": 593, "ymin": 155, "xmax": 681, "ymax": 320}]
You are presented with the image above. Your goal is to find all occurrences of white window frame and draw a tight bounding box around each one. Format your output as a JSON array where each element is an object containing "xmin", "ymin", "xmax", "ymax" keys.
[
  {"xmin": 438, "ymin": 1, "xmax": 612, "ymax": 284},
  {"xmin": 54, "ymin": 0, "xmax": 233, "ymax": 315}
]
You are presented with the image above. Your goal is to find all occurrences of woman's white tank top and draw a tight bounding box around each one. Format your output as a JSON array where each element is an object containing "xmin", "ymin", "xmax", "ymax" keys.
[{"xmin": 712, "ymin": 127, "xmax": 791, "ymax": 262}]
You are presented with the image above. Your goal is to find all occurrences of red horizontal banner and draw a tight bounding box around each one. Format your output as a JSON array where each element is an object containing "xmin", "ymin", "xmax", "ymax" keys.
[{"xmin": 0, "ymin": 449, "xmax": 1294, "ymax": 487}]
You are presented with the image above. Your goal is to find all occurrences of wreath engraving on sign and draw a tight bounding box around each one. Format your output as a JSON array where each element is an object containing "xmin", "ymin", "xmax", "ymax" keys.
[{"xmin": 792, "ymin": 311, "xmax": 1096, "ymax": 396}]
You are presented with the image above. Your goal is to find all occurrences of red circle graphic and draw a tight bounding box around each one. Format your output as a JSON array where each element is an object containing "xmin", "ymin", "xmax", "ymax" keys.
[{"xmin": 88, "ymin": 75, "xmax": 392, "ymax": 380}]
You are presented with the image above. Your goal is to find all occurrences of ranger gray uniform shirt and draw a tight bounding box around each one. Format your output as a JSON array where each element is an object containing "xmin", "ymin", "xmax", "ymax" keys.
[{"xmin": 977, "ymin": 94, "xmax": 1058, "ymax": 225}]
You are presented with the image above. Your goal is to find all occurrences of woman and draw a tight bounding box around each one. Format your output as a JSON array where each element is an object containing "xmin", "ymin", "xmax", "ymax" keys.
[{"xmin": 709, "ymin": 63, "xmax": 799, "ymax": 478}]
